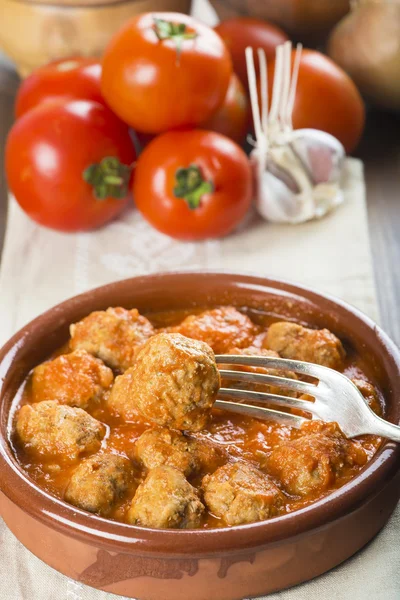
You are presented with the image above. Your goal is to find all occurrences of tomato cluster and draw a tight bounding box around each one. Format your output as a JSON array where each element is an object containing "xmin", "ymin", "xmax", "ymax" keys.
[{"xmin": 6, "ymin": 12, "xmax": 365, "ymax": 239}]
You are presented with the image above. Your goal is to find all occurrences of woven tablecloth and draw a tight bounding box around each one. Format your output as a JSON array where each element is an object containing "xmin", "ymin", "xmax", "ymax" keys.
[{"xmin": 0, "ymin": 154, "xmax": 399, "ymax": 599}]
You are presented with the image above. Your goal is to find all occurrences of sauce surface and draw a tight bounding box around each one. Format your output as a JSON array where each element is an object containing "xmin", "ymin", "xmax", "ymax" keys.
[{"xmin": 10, "ymin": 306, "xmax": 384, "ymax": 528}]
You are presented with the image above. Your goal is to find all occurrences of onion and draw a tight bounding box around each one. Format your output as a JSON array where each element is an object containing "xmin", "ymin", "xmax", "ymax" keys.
[{"xmin": 328, "ymin": 0, "xmax": 400, "ymax": 111}]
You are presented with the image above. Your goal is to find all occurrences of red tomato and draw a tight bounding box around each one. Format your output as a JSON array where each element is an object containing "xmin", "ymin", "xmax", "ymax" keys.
[
  {"xmin": 215, "ymin": 17, "xmax": 288, "ymax": 89},
  {"xmin": 6, "ymin": 100, "xmax": 136, "ymax": 232},
  {"xmin": 15, "ymin": 57, "xmax": 104, "ymax": 118},
  {"xmin": 201, "ymin": 73, "xmax": 249, "ymax": 145},
  {"xmin": 101, "ymin": 12, "xmax": 232, "ymax": 134},
  {"xmin": 136, "ymin": 74, "xmax": 250, "ymax": 149},
  {"xmin": 267, "ymin": 49, "xmax": 365, "ymax": 153},
  {"xmin": 133, "ymin": 130, "xmax": 252, "ymax": 241}
]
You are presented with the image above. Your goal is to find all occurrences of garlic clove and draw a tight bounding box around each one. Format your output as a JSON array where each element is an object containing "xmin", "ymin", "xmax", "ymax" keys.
[
  {"xmin": 290, "ymin": 129, "xmax": 345, "ymax": 185},
  {"xmin": 251, "ymin": 146, "xmax": 315, "ymax": 224},
  {"xmin": 312, "ymin": 183, "xmax": 344, "ymax": 219}
]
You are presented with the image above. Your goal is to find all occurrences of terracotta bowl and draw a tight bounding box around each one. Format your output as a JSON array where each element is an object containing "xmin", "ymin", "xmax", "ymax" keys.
[{"xmin": 0, "ymin": 272, "xmax": 399, "ymax": 600}]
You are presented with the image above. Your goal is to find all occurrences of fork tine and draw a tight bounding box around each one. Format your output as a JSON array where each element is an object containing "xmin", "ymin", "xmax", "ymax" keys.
[
  {"xmin": 218, "ymin": 388, "xmax": 318, "ymax": 414},
  {"xmin": 216, "ymin": 354, "xmax": 323, "ymax": 378},
  {"xmin": 215, "ymin": 399, "xmax": 306, "ymax": 428},
  {"xmin": 219, "ymin": 369, "xmax": 316, "ymax": 396},
  {"xmin": 216, "ymin": 354, "xmax": 400, "ymax": 443}
]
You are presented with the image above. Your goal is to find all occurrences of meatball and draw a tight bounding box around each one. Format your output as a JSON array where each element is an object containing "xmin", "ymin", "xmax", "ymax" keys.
[
  {"xmin": 31, "ymin": 349, "xmax": 114, "ymax": 409},
  {"xmin": 107, "ymin": 369, "xmax": 139, "ymax": 420},
  {"xmin": 65, "ymin": 453, "xmax": 133, "ymax": 516},
  {"xmin": 265, "ymin": 421, "xmax": 367, "ymax": 497},
  {"xmin": 266, "ymin": 321, "xmax": 345, "ymax": 370},
  {"xmin": 108, "ymin": 333, "xmax": 220, "ymax": 431},
  {"xmin": 353, "ymin": 379, "xmax": 382, "ymax": 416},
  {"xmin": 221, "ymin": 347, "xmax": 298, "ymax": 397},
  {"xmin": 202, "ymin": 462, "xmax": 283, "ymax": 526},
  {"xmin": 16, "ymin": 400, "xmax": 105, "ymax": 462},
  {"xmin": 192, "ymin": 434, "xmax": 228, "ymax": 475},
  {"xmin": 135, "ymin": 427, "xmax": 226, "ymax": 477},
  {"xmin": 70, "ymin": 307, "xmax": 155, "ymax": 372},
  {"xmin": 171, "ymin": 307, "xmax": 258, "ymax": 354},
  {"xmin": 127, "ymin": 466, "xmax": 204, "ymax": 529}
]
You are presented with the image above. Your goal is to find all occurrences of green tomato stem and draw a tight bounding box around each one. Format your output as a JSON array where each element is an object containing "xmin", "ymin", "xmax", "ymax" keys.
[
  {"xmin": 173, "ymin": 164, "xmax": 214, "ymax": 210},
  {"xmin": 83, "ymin": 157, "xmax": 131, "ymax": 200},
  {"xmin": 153, "ymin": 18, "xmax": 197, "ymax": 61}
]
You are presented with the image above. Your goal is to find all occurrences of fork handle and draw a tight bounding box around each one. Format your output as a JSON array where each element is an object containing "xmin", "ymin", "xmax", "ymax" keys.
[{"xmin": 366, "ymin": 414, "xmax": 400, "ymax": 442}]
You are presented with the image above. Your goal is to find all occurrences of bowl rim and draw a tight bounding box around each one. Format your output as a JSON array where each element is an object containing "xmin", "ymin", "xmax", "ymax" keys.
[{"xmin": 0, "ymin": 270, "xmax": 399, "ymax": 557}]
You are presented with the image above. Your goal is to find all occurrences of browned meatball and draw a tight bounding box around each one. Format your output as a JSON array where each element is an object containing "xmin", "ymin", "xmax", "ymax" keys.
[
  {"xmin": 16, "ymin": 400, "xmax": 105, "ymax": 462},
  {"xmin": 192, "ymin": 434, "xmax": 228, "ymax": 475},
  {"xmin": 202, "ymin": 462, "xmax": 284, "ymax": 526},
  {"xmin": 266, "ymin": 321, "xmax": 345, "ymax": 370},
  {"xmin": 221, "ymin": 346, "xmax": 298, "ymax": 397},
  {"xmin": 65, "ymin": 453, "xmax": 133, "ymax": 515},
  {"xmin": 31, "ymin": 350, "xmax": 114, "ymax": 409},
  {"xmin": 108, "ymin": 333, "xmax": 220, "ymax": 431},
  {"xmin": 353, "ymin": 379, "xmax": 382, "ymax": 416},
  {"xmin": 171, "ymin": 307, "xmax": 258, "ymax": 354},
  {"xmin": 107, "ymin": 369, "xmax": 139, "ymax": 420},
  {"xmin": 127, "ymin": 466, "xmax": 204, "ymax": 529},
  {"xmin": 70, "ymin": 307, "xmax": 155, "ymax": 372},
  {"xmin": 135, "ymin": 427, "xmax": 226, "ymax": 476},
  {"xmin": 265, "ymin": 421, "xmax": 367, "ymax": 497}
]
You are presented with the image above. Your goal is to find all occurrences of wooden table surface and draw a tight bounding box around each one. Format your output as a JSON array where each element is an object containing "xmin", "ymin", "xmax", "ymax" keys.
[{"xmin": 1, "ymin": 59, "xmax": 399, "ymax": 344}]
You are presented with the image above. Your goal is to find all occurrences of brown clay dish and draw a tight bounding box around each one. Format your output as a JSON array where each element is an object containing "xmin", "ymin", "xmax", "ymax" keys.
[{"xmin": 0, "ymin": 271, "xmax": 399, "ymax": 600}]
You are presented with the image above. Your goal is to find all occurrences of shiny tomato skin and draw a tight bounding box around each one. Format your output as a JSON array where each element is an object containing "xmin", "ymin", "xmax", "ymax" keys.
[
  {"xmin": 133, "ymin": 130, "xmax": 252, "ymax": 241},
  {"xmin": 201, "ymin": 73, "xmax": 249, "ymax": 145},
  {"xmin": 136, "ymin": 74, "xmax": 250, "ymax": 148},
  {"xmin": 6, "ymin": 100, "xmax": 136, "ymax": 232},
  {"xmin": 15, "ymin": 57, "xmax": 104, "ymax": 118},
  {"xmin": 215, "ymin": 17, "xmax": 288, "ymax": 89},
  {"xmin": 267, "ymin": 49, "xmax": 365, "ymax": 153},
  {"xmin": 101, "ymin": 12, "xmax": 232, "ymax": 134}
]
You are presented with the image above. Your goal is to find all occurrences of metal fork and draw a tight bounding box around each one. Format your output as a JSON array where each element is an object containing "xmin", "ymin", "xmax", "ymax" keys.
[{"xmin": 215, "ymin": 355, "xmax": 400, "ymax": 442}]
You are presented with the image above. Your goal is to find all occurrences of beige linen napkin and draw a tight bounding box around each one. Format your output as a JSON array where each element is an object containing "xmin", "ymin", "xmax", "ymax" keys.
[{"xmin": 0, "ymin": 158, "xmax": 398, "ymax": 600}]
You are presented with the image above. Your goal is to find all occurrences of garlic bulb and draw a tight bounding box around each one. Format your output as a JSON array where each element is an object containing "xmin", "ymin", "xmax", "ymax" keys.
[
  {"xmin": 328, "ymin": 0, "xmax": 400, "ymax": 111},
  {"xmin": 247, "ymin": 43, "xmax": 345, "ymax": 224}
]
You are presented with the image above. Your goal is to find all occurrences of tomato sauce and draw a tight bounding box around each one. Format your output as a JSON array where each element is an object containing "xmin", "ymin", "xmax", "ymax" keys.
[{"xmin": 10, "ymin": 307, "xmax": 384, "ymax": 528}]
